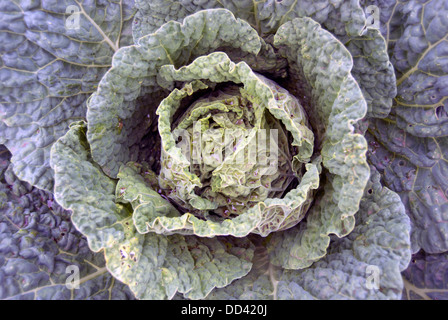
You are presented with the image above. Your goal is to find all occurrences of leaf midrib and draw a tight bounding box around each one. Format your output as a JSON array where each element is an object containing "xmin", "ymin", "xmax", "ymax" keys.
[{"xmin": 75, "ymin": 0, "xmax": 118, "ymax": 52}]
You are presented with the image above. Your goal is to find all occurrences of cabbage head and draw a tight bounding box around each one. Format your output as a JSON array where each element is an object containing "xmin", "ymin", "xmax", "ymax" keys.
[{"xmin": 1, "ymin": 0, "xmax": 419, "ymax": 300}]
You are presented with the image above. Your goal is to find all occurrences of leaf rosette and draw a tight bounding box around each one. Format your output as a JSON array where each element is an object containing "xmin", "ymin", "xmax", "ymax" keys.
[{"xmin": 47, "ymin": 7, "xmax": 411, "ymax": 299}]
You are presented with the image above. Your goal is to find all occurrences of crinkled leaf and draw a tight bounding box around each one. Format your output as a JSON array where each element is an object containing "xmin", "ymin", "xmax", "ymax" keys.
[
  {"xmin": 367, "ymin": 123, "xmax": 448, "ymax": 254},
  {"xmin": 0, "ymin": 0, "xmax": 136, "ymax": 191},
  {"xmin": 105, "ymin": 232, "xmax": 255, "ymax": 300},
  {"xmin": 390, "ymin": 0, "xmax": 448, "ymax": 139},
  {"xmin": 0, "ymin": 146, "xmax": 134, "ymax": 300},
  {"xmin": 50, "ymin": 121, "xmax": 125, "ymax": 252},
  {"xmin": 115, "ymin": 162, "xmax": 180, "ymax": 235},
  {"xmin": 358, "ymin": 0, "xmax": 405, "ymax": 56},
  {"xmin": 266, "ymin": 17, "xmax": 370, "ymax": 269},
  {"xmin": 131, "ymin": 0, "xmax": 366, "ymax": 40},
  {"xmin": 346, "ymin": 28, "xmax": 397, "ymax": 118},
  {"xmin": 366, "ymin": 0, "xmax": 448, "ymax": 253},
  {"xmin": 50, "ymin": 122, "xmax": 255, "ymax": 299},
  {"xmin": 117, "ymin": 154, "xmax": 320, "ymax": 238},
  {"xmin": 208, "ymin": 168, "xmax": 411, "ymax": 300}
]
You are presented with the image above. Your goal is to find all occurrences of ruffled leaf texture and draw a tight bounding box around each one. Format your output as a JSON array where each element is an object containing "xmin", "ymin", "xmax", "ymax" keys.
[
  {"xmin": 0, "ymin": 145, "xmax": 134, "ymax": 300},
  {"xmin": 207, "ymin": 167, "xmax": 411, "ymax": 299},
  {"xmin": 265, "ymin": 17, "xmax": 370, "ymax": 269},
  {"xmin": 364, "ymin": 0, "xmax": 448, "ymax": 254},
  {"xmin": 50, "ymin": 122, "xmax": 255, "ymax": 300},
  {"xmin": 0, "ymin": 0, "xmax": 136, "ymax": 191},
  {"xmin": 116, "ymin": 149, "xmax": 320, "ymax": 238},
  {"xmin": 131, "ymin": 0, "xmax": 397, "ymax": 118}
]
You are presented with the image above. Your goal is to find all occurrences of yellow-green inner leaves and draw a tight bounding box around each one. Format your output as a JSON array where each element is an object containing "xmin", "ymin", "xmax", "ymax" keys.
[{"xmin": 116, "ymin": 52, "xmax": 320, "ymax": 237}]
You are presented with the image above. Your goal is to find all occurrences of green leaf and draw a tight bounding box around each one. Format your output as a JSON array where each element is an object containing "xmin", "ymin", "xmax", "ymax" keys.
[
  {"xmin": 358, "ymin": 0, "xmax": 405, "ymax": 55},
  {"xmin": 50, "ymin": 122, "xmax": 255, "ymax": 299},
  {"xmin": 0, "ymin": 146, "xmax": 134, "ymax": 300},
  {"xmin": 115, "ymin": 162, "xmax": 180, "ymax": 235},
  {"xmin": 50, "ymin": 121, "xmax": 127, "ymax": 252},
  {"xmin": 131, "ymin": 0, "xmax": 366, "ymax": 40},
  {"xmin": 367, "ymin": 123, "xmax": 448, "ymax": 253},
  {"xmin": 266, "ymin": 17, "xmax": 370, "ymax": 269},
  {"xmin": 208, "ymin": 168, "xmax": 411, "ymax": 300},
  {"xmin": 366, "ymin": 0, "xmax": 448, "ymax": 253},
  {"xmin": 104, "ymin": 232, "xmax": 255, "ymax": 300},
  {"xmin": 0, "ymin": 0, "xmax": 136, "ymax": 191},
  {"xmin": 346, "ymin": 28, "xmax": 397, "ymax": 118}
]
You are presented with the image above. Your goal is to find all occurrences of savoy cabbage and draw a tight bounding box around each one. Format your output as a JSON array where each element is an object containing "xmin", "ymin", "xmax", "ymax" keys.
[{"xmin": 0, "ymin": 0, "xmax": 446, "ymax": 300}]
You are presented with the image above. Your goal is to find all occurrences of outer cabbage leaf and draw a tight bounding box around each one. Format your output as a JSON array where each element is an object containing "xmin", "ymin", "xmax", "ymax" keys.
[
  {"xmin": 358, "ymin": 0, "xmax": 405, "ymax": 55},
  {"xmin": 366, "ymin": 0, "xmax": 448, "ymax": 253},
  {"xmin": 402, "ymin": 250, "xmax": 448, "ymax": 300},
  {"xmin": 0, "ymin": 0, "xmax": 135, "ymax": 191},
  {"xmin": 346, "ymin": 27, "xmax": 397, "ymax": 118},
  {"xmin": 131, "ymin": 0, "xmax": 396, "ymax": 118},
  {"xmin": 265, "ymin": 17, "xmax": 370, "ymax": 269},
  {"xmin": 50, "ymin": 121, "xmax": 255, "ymax": 300},
  {"xmin": 131, "ymin": 0, "xmax": 366, "ymax": 40},
  {"xmin": 0, "ymin": 145, "xmax": 134, "ymax": 300},
  {"xmin": 207, "ymin": 168, "xmax": 411, "ymax": 299}
]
